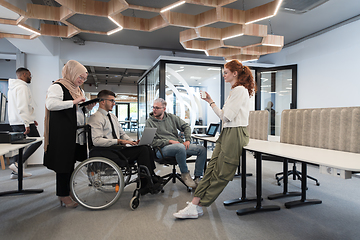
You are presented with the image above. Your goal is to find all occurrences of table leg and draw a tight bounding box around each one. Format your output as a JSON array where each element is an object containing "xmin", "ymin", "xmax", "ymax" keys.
[
  {"xmin": 224, "ymin": 149, "xmax": 256, "ymax": 206},
  {"xmin": 0, "ymin": 147, "xmax": 43, "ymax": 197},
  {"xmin": 268, "ymin": 158, "xmax": 301, "ymax": 200},
  {"xmin": 236, "ymin": 152, "xmax": 280, "ymax": 215},
  {"xmin": 284, "ymin": 162, "xmax": 322, "ymax": 208}
]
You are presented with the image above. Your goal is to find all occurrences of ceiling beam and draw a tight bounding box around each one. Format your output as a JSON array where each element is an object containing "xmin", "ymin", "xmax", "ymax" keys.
[{"xmin": 26, "ymin": 4, "xmax": 60, "ymax": 21}]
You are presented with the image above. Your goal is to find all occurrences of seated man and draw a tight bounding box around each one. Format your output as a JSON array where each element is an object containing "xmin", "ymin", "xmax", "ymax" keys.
[
  {"xmin": 145, "ymin": 98, "xmax": 207, "ymax": 188},
  {"xmin": 88, "ymin": 90, "xmax": 161, "ymax": 195}
]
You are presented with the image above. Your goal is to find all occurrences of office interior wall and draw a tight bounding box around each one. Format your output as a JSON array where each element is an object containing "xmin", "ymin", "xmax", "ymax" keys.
[
  {"xmin": 26, "ymin": 54, "xmax": 61, "ymax": 165},
  {"xmin": 259, "ymin": 19, "xmax": 360, "ymax": 109},
  {"xmin": 0, "ymin": 38, "xmax": 17, "ymax": 54},
  {"xmin": 0, "ymin": 60, "xmax": 16, "ymax": 79}
]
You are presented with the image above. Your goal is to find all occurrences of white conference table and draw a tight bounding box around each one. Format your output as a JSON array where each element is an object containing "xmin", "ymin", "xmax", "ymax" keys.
[
  {"xmin": 236, "ymin": 139, "xmax": 360, "ymax": 216},
  {"xmin": 0, "ymin": 137, "xmax": 44, "ymax": 197}
]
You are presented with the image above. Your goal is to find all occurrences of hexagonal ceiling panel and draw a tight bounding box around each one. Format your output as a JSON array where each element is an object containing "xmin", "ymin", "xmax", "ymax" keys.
[{"xmin": 0, "ymin": 0, "xmax": 284, "ymax": 61}]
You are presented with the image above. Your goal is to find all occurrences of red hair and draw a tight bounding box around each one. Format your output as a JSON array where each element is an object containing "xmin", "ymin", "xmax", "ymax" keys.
[{"xmin": 224, "ymin": 60, "xmax": 257, "ymax": 97}]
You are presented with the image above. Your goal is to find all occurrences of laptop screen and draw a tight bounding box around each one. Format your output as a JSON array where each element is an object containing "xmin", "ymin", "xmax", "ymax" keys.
[{"xmin": 206, "ymin": 124, "xmax": 219, "ymax": 136}]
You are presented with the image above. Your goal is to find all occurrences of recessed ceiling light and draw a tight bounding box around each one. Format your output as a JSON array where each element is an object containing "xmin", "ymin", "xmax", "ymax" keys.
[{"xmin": 160, "ymin": 1, "xmax": 186, "ymax": 13}]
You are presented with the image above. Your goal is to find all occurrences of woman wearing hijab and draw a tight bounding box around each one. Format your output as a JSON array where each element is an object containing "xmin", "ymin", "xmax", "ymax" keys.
[{"xmin": 44, "ymin": 60, "xmax": 94, "ymax": 208}]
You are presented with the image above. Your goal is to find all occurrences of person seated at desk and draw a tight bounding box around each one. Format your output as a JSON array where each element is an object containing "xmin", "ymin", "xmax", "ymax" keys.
[
  {"xmin": 88, "ymin": 90, "xmax": 162, "ymax": 195},
  {"xmin": 173, "ymin": 60, "xmax": 255, "ymax": 219},
  {"xmin": 145, "ymin": 98, "xmax": 207, "ymax": 188}
]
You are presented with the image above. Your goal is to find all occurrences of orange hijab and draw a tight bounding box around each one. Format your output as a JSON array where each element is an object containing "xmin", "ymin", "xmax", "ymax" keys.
[{"xmin": 44, "ymin": 60, "xmax": 87, "ymax": 151}]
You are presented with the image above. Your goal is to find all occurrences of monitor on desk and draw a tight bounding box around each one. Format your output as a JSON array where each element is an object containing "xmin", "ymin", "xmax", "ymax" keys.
[
  {"xmin": 195, "ymin": 123, "xmax": 220, "ymax": 137},
  {"xmin": 206, "ymin": 123, "xmax": 219, "ymax": 136}
]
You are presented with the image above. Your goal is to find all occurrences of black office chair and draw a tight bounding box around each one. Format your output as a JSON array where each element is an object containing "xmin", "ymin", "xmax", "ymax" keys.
[
  {"xmin": 130, "ymin": 121, "xmax": 138, "ymax": 133},
  {"xmin": 153, "ymin": 146, "xmax": 191, "ymax": 192},
  {"xmin": 275, "ymin": 160, "xmax": 320, "ymax": 186}
]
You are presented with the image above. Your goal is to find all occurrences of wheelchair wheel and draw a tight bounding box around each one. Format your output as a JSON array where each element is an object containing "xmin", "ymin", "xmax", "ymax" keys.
[
  {"xmin": 130, "ymin": 196, "xmax": 140, "ymax": 210},
  {"xmin": 71, "ymin": 157, "xmax": 124, "ymax": 210}
]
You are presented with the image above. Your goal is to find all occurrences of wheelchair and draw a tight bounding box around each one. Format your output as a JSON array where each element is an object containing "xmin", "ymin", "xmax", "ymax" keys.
[{"xmin": 70, "ymin": 124, "xmax": 160, "ymax": 210}]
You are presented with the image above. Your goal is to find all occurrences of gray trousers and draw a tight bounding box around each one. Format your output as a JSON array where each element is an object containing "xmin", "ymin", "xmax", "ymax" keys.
[{"xmin": 194, "ymin": 126, "xmax": 249, "ymax": 207}]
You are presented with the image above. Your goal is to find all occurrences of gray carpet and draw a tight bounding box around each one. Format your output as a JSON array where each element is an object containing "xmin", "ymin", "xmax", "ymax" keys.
[{"xmin": 1, "ymin": 152, "xmax": 360, "ymax": 240}]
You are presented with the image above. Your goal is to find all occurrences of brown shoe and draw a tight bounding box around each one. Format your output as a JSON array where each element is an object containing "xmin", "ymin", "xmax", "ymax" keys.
[{"xmin": 181, "ymin": 172, "xmax": 196, "ymax": 188}]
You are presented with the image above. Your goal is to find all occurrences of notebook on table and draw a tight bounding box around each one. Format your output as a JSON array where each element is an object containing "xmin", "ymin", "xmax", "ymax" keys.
[
  {"xmin": 125, "ymin": 127, "xmax": 157, "ymax": 147},
  {"xmin": 194, "ymin": 123, "xmax": 220, "ymax": 137}
]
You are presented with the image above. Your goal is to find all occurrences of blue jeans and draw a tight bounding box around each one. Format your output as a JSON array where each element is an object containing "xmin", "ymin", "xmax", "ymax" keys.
[{"xmin": 157, "ymin": 143, "xmax": 206, "ymax": 177}]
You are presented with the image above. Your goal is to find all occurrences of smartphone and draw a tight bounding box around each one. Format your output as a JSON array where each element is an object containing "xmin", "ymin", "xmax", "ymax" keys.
[{"xmin": 200, "ymin": 91, "xmax": 206, "ymax": 98}]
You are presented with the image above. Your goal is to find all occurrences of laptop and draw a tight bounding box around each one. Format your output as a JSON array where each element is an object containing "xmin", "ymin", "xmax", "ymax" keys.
[
  {"xmin": 194, "ymin": 123, "xmax": 220, "ymax": 137},
  {"xmin": 126, "ymin": 127, "xmax": 157, "ymax": 147}
]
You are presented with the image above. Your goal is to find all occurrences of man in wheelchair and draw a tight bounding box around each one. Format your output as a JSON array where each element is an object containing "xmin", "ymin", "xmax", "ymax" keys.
[{"xmin": 88, "ymin": 90, "xmax": 162, "ymax": 195}]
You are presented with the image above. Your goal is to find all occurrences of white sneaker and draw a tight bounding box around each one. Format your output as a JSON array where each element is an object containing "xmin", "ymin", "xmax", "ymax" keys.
[
  {"xmin": 197, "ymin": 205, "xmax": 203, "ymax": 216},
  {"xmin": 10, "ymin": 172, "xmax": 18, "ymax": 179},
  {"xmin": 173, "ymin": 202, "xmax": 199, "ymax": 219},
  {"xmin": 9, "ymin": 163, "xmax": 32, "ymax": 177},
  {"xmin": 181, "ymin": 172, "xmax": 196, "ymax": 188},
  {"xmin": 186, "ymin": 201, "xmax": 203, "ymax": 216}
]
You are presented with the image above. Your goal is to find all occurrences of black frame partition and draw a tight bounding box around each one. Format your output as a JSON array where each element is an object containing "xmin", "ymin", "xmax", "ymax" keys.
[
  {"xmin": 137, "ymin": 57, "xmax": 297, "ymax": 139},
  {"xmin": 254, "ymin": 64, "xmax": 297, "ymax": 111},
  {"xmin": 137, "ymin": 57, "xmax": 225, "ymax": 138},
  {"xmin": 252, "ymin": 64, "xmax": 297, "ymax": 162}
]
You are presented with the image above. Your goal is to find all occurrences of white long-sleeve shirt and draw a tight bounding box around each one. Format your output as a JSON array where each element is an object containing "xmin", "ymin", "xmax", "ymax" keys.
[
  {"xmin": 88, "ymin": 108, "xmax": 133, "ymax": 147},
  {"xmin": 7, "ymin": 79, "xmax": 36, "ymax": 127},
  {"xmin": 211, "ymin": 85, "xmax": 250, "ymax": 128}
]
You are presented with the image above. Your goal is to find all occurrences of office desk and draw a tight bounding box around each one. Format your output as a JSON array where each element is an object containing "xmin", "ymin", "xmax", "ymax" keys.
[
  {"xmin": 236, "ymin": 139, "xmax": 360, "ymax": 215},
  {"xmin": 193, "ymin": 125, "xmax": 207, "ymax": 134},
  {"xmin": 191, "ymin": 134, "xmax": 217, "ymax": 149},
  {"xmin": 0, "ymin": 137, "xmax": 44, "ymax": 197},
  {"xmin": 191, "ymin": 135, "xmax": 256, "ymax": 207},
  {"xmin": 119, "ymin": 120, "xmax": 137, "ymax": 129}
]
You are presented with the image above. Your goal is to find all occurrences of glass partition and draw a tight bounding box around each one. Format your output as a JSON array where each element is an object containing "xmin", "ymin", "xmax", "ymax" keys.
[
  {"xmin": 138, "ymin": 77, "xmax": 146, "ymax": 134},
  {"xmin": 147, "ymin": 64, "xmax": 160, "ymax": 115},
  {"xmin": 165, "ymin": 63, "xmax": 222, "ymax": 132},
  {"xmin": 256, "ymin": 65, "xmax": 297, "ymax": 139},
  {"xmin": 137, "ymin": 58, "xmax": 226, "ymax": 137}
]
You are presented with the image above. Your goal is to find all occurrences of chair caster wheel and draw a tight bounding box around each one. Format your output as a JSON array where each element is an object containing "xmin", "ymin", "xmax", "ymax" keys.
[
  {"xmin": 187, "ymin": 187, "xmax": 191, "ymax": 192},
  {"xmin": 130, "ymin": 196, "xmax": 140, "ymax": 210},
  {"xmin": 161, "ymin": 189, "xmax": 164, "ymax": 193},
  {"xmin": 277, "ymin": 182, "xmax": 281, "ymax": 186},
  {"xmin": 316, "ymin": 183, "xmax": 320, "ymax": 186}
]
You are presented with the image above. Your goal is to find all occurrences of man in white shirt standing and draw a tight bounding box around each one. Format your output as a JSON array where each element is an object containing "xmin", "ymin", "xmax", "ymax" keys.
[{"xmin": 7, "ymin": 67, "xmax": 42, "ymax": 179}]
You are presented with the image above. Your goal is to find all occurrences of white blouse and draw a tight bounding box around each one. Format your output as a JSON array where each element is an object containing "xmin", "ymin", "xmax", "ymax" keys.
[{"xmin": 211, "ymin": 85, "xmax": 250, "ymax": 128}]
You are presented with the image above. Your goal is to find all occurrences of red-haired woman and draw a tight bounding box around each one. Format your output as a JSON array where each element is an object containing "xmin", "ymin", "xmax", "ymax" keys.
[{"xmin": 174, "ymin": 59, "xmax": 256, "ymax": 219}]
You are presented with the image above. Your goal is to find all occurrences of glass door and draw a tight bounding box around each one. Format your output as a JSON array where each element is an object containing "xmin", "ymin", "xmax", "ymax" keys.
[
  {"xmin": 118, "ymin": 103, "xmax": 130, "ymax": 130},
  {"xmin": 256, "ymin": 65, "xmax": 297, "ymax": 140}
]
